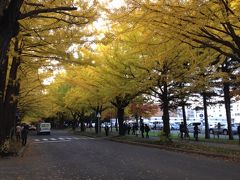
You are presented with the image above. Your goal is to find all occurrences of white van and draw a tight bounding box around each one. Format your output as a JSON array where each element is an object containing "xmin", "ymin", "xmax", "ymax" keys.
[{"xmin": 37, "ymin": 123, "xmax": 51, "ymax": 135}]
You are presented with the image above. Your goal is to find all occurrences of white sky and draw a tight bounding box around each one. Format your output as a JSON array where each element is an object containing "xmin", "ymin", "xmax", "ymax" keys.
[
  {"xmin": 98, "ymin": 0, "xmax": 125, "ymax": 9},
  {"xmin": 42, "ymin": 0, "xmax": 126, "ymax": 85},
  {"xmin": 93, "ymin": 0, "xmax": 125, "ymax": 30}
]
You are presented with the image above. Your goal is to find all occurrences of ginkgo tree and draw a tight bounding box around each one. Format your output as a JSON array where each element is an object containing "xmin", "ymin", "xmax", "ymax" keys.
[
  {"xmin": 145, "ymin": 42, "xmax": 204, "ymax": 138},
  {"xmin": 0, "ymin": 0, "xmax": 98, "ymax": 142},
  {"xmin": 120, "ymin": 0, "xmax": 240, "ymax": 62},
  {"xmin": 102, "ymin": 23, "xmax": 193, "ymax": 138},
  {"xmin": 113, "ymin": 0, "xmax": 240, "ymax": 140},
  {"xmin": 62, "ymin": 65, "xmax": 112, "ymax": 133},
  {"xmin": 18, "ymin": 63, "xmax": 53, "ymax": 121},
  {"xmin": 93, "ymin": 36, "xmax": 153, "ymax": 135}
]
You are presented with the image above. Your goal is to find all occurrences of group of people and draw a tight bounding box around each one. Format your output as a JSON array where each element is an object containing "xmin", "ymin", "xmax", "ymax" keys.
[
  {"xmin": 180, "ymin": 122, "xmax": 200, "ymax": 141},
  {"xmin": 15, "ymin": 123, "xmax": 29, "ymax": 146},
  {"xmin": 140, "ymin": 123, "xmax": 151, "ymax": 138},
  {"xmin": 129, "ymin": 123, "xmax": 150, "ymax": 138},
  {"xmin": 179, "ymin": 122, "xmax": 190, "ymax": 140},
  {"xmin": 103, "ymin": 122, "xmax": 150, "ymax": 138}
]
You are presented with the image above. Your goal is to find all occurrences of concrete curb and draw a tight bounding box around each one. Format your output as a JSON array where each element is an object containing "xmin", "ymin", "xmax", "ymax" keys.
[{"xmin": 108, "ymin": 138, "xmax": 240, "ymax": 162}]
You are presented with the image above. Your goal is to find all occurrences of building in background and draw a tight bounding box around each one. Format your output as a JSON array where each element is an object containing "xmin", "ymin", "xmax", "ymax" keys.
[{"xmin": 176, "ymin": 101, "xmax": 240, "ymax": 124}]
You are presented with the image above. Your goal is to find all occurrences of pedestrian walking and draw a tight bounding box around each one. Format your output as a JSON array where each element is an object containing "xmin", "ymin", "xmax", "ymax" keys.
[
  {"xmin": 16, "ymin": 123, "xmax": 21, "ymax": 142},
  {"xmin": 132, "ymin": 124, "xmax": 136, "ymax": 135},
  {"xmin": 237, "ymin": 124, "xmax": 240, "ymax": 145},
  {"xmin": 193, "ymin": 124, "xmax": 199, "ymax": 141},
  {"xmin": 123, "ymin": 123, "xmax": 127, "ymax": 135},
  {"xmin": 104, "ymin": 125, "xmax": 109, "ymax": 136},
  {"xmin": 217, "ymin": 122, "xmax": 221, "ymax": 139},
  {"xmin": 179, "ymin": 122, "xmax": 184, "ymax": 139},
  {"xmin": 144, "ymin": 124, "xmax": 150, "ymax": 138},
  {"xmin": 135, "ymin": 125, "xmax": 139, "ymax": 137},
  {"xmin": 21, "ymin": 124, "xmax": 28, "ymax": 146},
  {"xmin": 127, "ymin": 123, "xmax": 131, "ymax": 135},
  {"xmin": 140, "ymin": 123, "xmax": 144, "ymax": 138}
]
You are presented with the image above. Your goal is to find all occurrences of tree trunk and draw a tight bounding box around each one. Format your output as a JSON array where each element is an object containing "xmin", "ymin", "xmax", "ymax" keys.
[
  {"xmin": 162, "ymin": 83, "xmax": 170, "ymax": 137},
  {"xmin": 0, "ymin": 0, "xmax": 23, "ymax": 144},
  {"xmin": 94, "ymin": 106, "xmax": 102, "ymax": 134},
  {"xmin": 223, "ymin": 83, "xmax": 233, "ymax": 140},
  {"xmin": 202, "ymin": 92, "xmax": 210, "ymax": 139},
  {"xmin": 58, "ymin": 112, "xmax": 65, "ymax": 129},
  {"xmin": 117, "ymin": 107, "xmax": 125, "ymax": 136},
  {"xmin": 72, "ymin": 120, "xmax": 76, "ymax": 131},
  {"xmin": 95, "ymin": 117, "xmax": 98, "ymax": 134},
  {"xmin": 80, "ymin": 121, "xmax": 85, "ymax": 132},
  {"xmin": 0, "ymin": 38, "xmax": 21, "ymax": 143},
  {"xmin": 181, "ymin": 104, "xmax": 187, "ymax": 131},
  {"xmin": 115, "ymin": 115, "xmax": 118, "ymax": 132},
  {"xmin": 0, "ymin": 0, "xmax": 22, "ymax": 95},
  {"xmin": 0, "ymin": 0, "xmax": 23, "ymax": 64},
  {"xmin": 135, "ymin": 115, "xmax": 139, "ymax": 127},
  {"xmin": 0, "ymin": 55, "xmax": 9, "ymax": 144}
]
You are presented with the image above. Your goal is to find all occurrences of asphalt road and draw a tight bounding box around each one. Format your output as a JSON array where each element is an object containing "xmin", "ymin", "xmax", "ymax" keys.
[{"xmin": 0, "ymin": 130, "xmax": 239, "ymax": 180}]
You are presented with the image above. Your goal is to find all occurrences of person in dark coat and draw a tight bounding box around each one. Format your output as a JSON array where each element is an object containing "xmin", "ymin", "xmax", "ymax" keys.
[
  {"xmin": 132, "ymin": 124, "xmax": 136, "ymax": 135},
  {"xmin": 127, "ymin": 124, "xmax": 131, "ymax": 135},
  {"xmin": 21, "ymin": 124, "xmax": 28, "ymax": 146},
  {"xmin": 140, "ymin": 123, "xmax": 144, "ymax": 138},
  {"xmin": 123, "ymin": 123, "xmax": 128, "ymax": 135},
  {"xmin": 135, "ymin": 124, "xmax": 139, "ymax": 137},
  {"xmin": 179, "ymin": 122, "xmax": 184, "ymax": 139},
  {"xmin": 217, "ymin": 122, "xmax": 221, "ymax": 139},
  {"xmin": 104, "ymin": 125, "xmax": 109, "ymax": 136},
  {"xmin": 193, "ymin": 124, "xmax": 199, "ymax": 141},
  {"xmin": 237, "ymin": 124, "xmax": 240, "ymax": 144},
  {"xmin": 144, "ymin": 124, "xmax": 150, "ymax": 138}
]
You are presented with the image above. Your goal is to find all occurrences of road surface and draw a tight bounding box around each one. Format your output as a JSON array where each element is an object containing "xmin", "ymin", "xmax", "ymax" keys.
[{"xmin": 0, "ymin": 130, "xmax": 239, "ymax": 180}]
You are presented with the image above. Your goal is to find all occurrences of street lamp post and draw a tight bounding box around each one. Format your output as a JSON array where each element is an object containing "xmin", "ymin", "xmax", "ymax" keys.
[{"xmin": 97, "ymin": 112, "xmax": 101, "ymax": 134}]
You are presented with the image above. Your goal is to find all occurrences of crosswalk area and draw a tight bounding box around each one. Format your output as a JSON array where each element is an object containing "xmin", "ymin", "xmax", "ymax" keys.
[{"xmin": 32, "ymin": 136, "xmax": 94, "ymax": 144}]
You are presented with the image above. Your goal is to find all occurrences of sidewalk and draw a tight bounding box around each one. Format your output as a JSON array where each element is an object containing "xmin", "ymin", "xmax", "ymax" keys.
[
  {"xmin": 148, "ymin": 131, "xmax": 240, "ymax": 151},
  {"xmin": 105, "ymin": 134, "xmax": 240, "ymax": 162},
  {"xmin": 178, "ymin": 140, "xmax": 240, "ymax": 151},
  {"xmin": 75, "ymin": 128, "xmax": 240, "ymax": 150}
]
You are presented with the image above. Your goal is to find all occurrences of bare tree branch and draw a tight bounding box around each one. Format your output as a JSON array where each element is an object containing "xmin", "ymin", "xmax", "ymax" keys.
[{"xmin": 18, "ymin": 6, "xmax": 77, "ymax": 20}]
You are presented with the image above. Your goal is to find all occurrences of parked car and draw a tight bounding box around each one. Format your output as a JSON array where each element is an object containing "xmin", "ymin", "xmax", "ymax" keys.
[
  {"xmin": 209, "ymin": 123, "xmax": 231, "ymax": 135},
  {"xmin": 230, "ymin": 123, "xmax": 239, "ymax": 135},
  {"xmin": 170, "ymin": 122, "xmax": 181, "ymax": 130},
  {"xmin": 101, "ymin": 122, "xmax": 111, "ymax": 128},
  {"xmin": 200, "ymin": 123, "xmax": 216, "ymax": 133},
  {"xmin": 89, "ymin": 123, "xmax": 95, "ymax": 128},
  {"xmin": 29, "ymin": 125, "xmax": 37, "ymax": 131},
  {"xmin": 148, "ymin": 122, "xmax": 155, "ymax": 129},
  {"xmin": 151, "ymin": 121, "xmax": 163, "ymax": 130}
]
